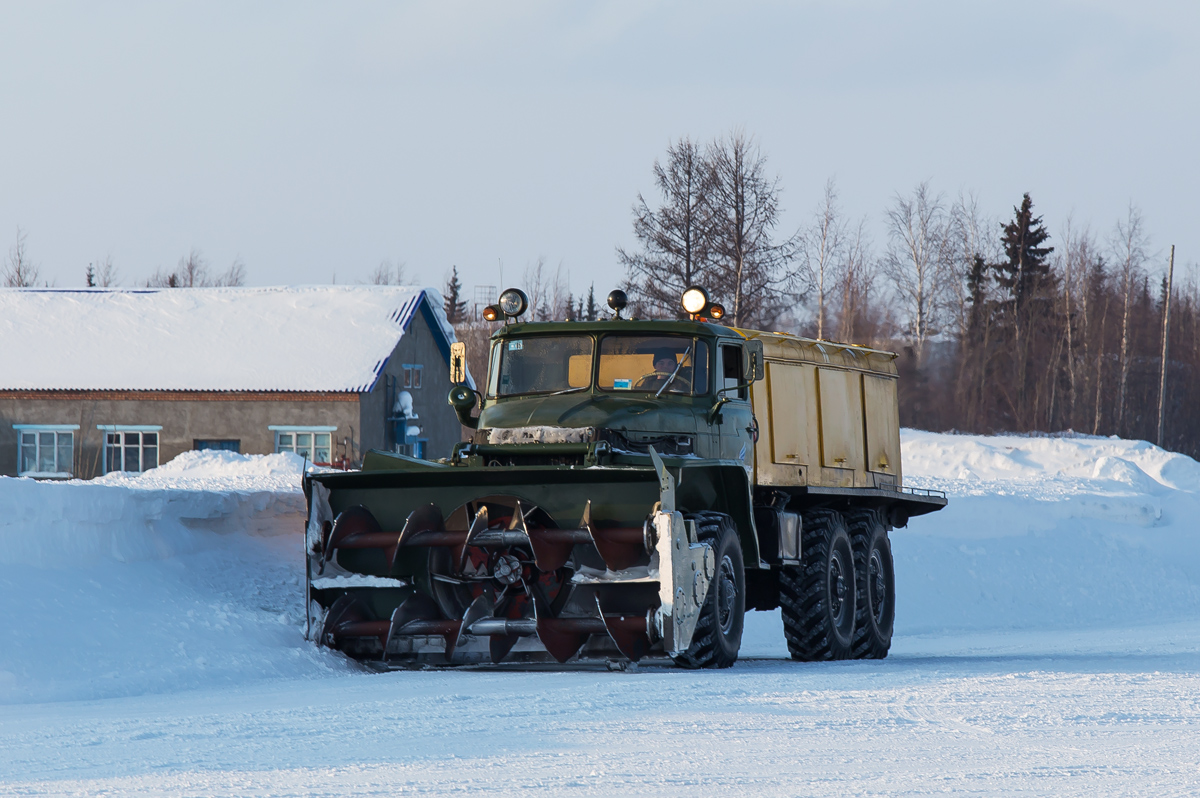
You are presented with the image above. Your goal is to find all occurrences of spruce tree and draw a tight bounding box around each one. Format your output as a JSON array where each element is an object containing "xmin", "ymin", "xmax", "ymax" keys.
[
  {"xmin": 585, "ymin": 284, "xmax": 597, "ymax": 321},
  {"xmin": 993, "ymin": 193, "xmax": 1054, "ymax": 309},
  {"xmin": 443, "ymin": 266, "xmax": 468, "ymax": 323}
]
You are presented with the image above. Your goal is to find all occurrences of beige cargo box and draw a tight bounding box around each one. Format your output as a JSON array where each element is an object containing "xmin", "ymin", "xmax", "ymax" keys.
[{"xmin": 741, "ymin": 332, "xmax": 902, "ymax": 491}]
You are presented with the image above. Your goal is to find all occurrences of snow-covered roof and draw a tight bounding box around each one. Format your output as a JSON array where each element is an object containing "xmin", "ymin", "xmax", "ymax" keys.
[{"xmin": 0, "ymin": 285, "xmax": 457, "ymax": 393}]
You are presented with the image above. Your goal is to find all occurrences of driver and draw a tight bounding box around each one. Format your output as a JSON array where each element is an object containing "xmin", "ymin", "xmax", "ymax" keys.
[{"xmin": 634, "ymin": 348, "xmax": 690, "ymax": 392}]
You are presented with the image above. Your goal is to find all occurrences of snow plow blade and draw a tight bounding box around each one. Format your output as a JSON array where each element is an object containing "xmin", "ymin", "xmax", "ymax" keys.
[{"xmin": 304, "ymin": 450, "xmax": 713, "ymax": 666}]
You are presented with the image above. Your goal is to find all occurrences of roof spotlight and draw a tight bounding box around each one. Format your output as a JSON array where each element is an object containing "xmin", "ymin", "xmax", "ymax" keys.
[
  {"xmin": 681, "ymin": 286, "xmax": 709, "ymax": 315},
  {"xmin": 497, "ymin": 288, "xmax": 529, "ymax": 318},
  {"xmin": 481, "ymin": 304, "xmax": 501, "ymax": 322},
  {"xmin": 607, "ymin": 289, "xmax": 628, "ymax": 319},
  {"xmin": 708, "ymin": 303, "xmax": 726, "ymax": 320}
]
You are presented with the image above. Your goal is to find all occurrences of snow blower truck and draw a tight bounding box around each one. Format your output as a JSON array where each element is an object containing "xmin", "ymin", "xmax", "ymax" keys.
[{"xmin": 303, "ymin": 286, "xmax": 946, "ymax": 668}]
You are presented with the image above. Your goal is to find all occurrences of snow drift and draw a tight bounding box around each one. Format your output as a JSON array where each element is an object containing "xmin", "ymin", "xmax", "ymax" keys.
[
  {"xmin": 2, "ymin": 432, "xmax": 1199, "ymax": 705},
  {"xmin": 0, "ymin": 452, "xmax": 345, "ymax": 704}
]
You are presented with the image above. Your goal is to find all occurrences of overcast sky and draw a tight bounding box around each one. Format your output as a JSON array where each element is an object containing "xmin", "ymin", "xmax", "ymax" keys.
[{"xmin": 2, "ymin": 1, "xmax": 1196, "ymax": 301}]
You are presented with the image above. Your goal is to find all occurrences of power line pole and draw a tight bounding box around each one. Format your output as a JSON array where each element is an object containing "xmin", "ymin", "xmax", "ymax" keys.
[{"xmin": 1157, "ymin": 244, "xmax": 1175, "ymax": 448}]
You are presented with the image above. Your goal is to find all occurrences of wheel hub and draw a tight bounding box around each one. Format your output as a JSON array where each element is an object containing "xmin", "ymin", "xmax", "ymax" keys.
[
  {"xmin": 869, "ymin": 549, "xmax": 886, "ymax": 624},
  {"xmin": 716, "ymin": 554, "xmax": 737, "ymax": 634}
]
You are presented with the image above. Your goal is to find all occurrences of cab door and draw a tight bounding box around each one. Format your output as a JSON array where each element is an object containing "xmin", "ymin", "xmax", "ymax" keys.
[{"xmin": 716, "ymin": 343, "xmax": 755, "ymax": 473}]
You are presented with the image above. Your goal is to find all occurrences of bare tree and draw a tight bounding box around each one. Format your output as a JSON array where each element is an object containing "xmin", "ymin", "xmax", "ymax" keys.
[
  {"xmin": 4, "ymin": 227, "xmax": 41, "ymax": 287},
  {"xmin": 946, "ymin": 191, "xmax": 996, "ymax": 341},
  {"xmin": 833, "ymin": 219, "xmax": 878, "ymax": 343},
  {"xmin": 146, "ymin": 249, "xmax": 248, "ymax": 287},
  {"xmin": 618, "ymin": 137, "xmax": 715, "ymax": 318},
  {"xmin": 214, "ymin": 257, "xmax": 247, "ymax": 287},
  {"xmin": 94, "ymin": 254, "xmax": 120, "ymax": 286},
  {"xmin": 881, "ymin": 182, "xmax": 951, "ymax": 364},
  {"xmin": 523, "ymin": 257, "xmax": 571, "ymax": 321},
  {"xmin": 367, "ymin": 259, "xmax": 409, "ymax": 286},
  {"xmin": 706, "ymin": 130, "xmax": 802, "ymax": 328},
  {"xmin": 1111, "ymin": 205, "xmax": 1148, "ymax": 433},
  {"xmin": 803, "ymin": 178, "xmax": 845, "ymax": 339}
]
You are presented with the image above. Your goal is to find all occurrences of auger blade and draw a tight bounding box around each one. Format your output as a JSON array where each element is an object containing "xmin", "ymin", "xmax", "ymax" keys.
[
  {"xmin": 457, "ymin": 505, "xmax": 490, "ymax": 573},
  {"xmin": 514, "ymin": 500, "xmax": 574, "ymax": 572},
  {"xmin": 595, "ymin": 593, "xmax": 655, "ymax": 662},
  {"xmin": 322, "ymin": 506, "xmax": 401, "ymax": 573},
  {"xmin": 489, "ymin": 633, "xmax": 520, "ymax": 664},
  {"xmin": 532, "ymin": 594, "xmax": 589, "ymax": 664},
  {"xmin": 447, "ymin": 595, "xmax": 493, "ymax": 663},
  {"xmin": 583, "ymin": 500, "xmax": 651, "ymax": 571},
  {"xmin": 384, "ymin": 592, "xmax": 441, "ymax": 660},
  {"xmin": 320, "ymin": 594, "xmax": 390, "ymax": 652}
]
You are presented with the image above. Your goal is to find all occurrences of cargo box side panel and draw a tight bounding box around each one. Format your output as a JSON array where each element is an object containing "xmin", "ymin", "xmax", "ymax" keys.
[
  {"xmin": 816, "ymin": 367, "xmax": 864, "ymax": 483},
  {"xmin": 754, "ymin": 361, "xmax": 821, "ymax": 488},
  {"xmin": 863, "ymin": 373, "xmax": 902, "ymax": 483}
]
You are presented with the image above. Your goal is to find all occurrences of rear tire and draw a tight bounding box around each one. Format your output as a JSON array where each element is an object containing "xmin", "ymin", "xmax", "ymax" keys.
[
  {"xmin": 848, "ymin": 511, "xmax": 895, "ymax": 659},
  {"xmin": 673, "ymin": 512, "xmax": 745, "ymax": 669},
  {"xmin": 780, "ymin": 510, "xmax": 856, "ymax": 661}
]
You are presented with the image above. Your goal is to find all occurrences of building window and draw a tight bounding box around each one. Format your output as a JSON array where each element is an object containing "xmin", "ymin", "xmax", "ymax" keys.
[
  {"xmin": 100, "ymin": 426, "xmax": 161, "ymax": 473},
  {"xmin": 269, "ymin": 426, "xmax": 335, "ymax": 465},
  {"xmin": 402, "ymin": 364, "xmax": 423, "ymax": 389},
  {"xmin": 14, "ymin": 424, "xmax": 78, "ymax": 478},
  {"xmin": 194, "ymin": 439, "xmax": 241, "ymax": 453}
]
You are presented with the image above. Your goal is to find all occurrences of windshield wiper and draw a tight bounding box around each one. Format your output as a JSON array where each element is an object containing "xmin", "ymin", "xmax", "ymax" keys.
[
  {"xmin": 655, "ymin": 345, "xmax": 692, "ymax": 398},
  {"xmin": 544, "ymin": 386, "xmax": 589, "ymax": 397}
]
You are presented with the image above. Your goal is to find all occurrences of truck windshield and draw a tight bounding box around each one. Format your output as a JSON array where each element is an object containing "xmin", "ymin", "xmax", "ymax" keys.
[
  {"xmin": 598, "ymin": 335, "xmax": 708, "ymax": 395},
  {"xmin": 490, "ymin": 335, "xmax": 594, "ymax": 397}
]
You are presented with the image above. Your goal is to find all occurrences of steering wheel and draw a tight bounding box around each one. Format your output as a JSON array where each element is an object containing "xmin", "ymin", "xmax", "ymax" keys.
[{"xmin": 634, "ymin": 371, "xmax": 690, "ymax": 392}]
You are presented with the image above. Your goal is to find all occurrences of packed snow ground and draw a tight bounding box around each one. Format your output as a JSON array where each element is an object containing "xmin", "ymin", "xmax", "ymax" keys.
[{"xmin": 2, "ymin": 433, "xmax": 1200, "ymax": 796}]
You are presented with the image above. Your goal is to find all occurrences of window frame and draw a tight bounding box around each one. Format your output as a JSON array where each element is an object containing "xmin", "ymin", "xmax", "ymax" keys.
[
  {"xmin": 13, "ymin": 424, "xmax": 78, "ymax": 478},
  {"xmin": 98, "ymin": 425, "xmax": 162, "ymax": 474},
  {"xmin": 488, "ymin": 334, "xmax": 596, "ymax": 399},
  {"xmin": 401, "ymin": 364, "xmax": 424, "ymax": 390},
  {"xmin": 268, "ymin": 425, "xmax": 336, "ymax": 466},
  {"xmin": 596, "ymin": 334, "xmax": 711, "ymax": 397}
]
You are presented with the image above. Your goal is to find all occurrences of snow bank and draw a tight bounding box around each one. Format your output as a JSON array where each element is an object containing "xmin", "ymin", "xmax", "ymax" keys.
[
  {"xmin": 0, "ymin": 451, "xmax": 345, "ymax": 704},
  {"xmin": 3, "ymin": 433, "xmax": 1200, "ymax": 706},
  {"xmin": 894, "ymin": 430, "xmax": 1200, "ymax": 634}
]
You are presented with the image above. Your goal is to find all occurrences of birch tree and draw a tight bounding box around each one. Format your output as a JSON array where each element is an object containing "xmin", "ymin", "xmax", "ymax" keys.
[
  {"xmin": 1110, "ymin": 205, "xmax": 1148, "ymax": 434},
  {"xmin": 3, "ymin": 227, "xmax": 40, "ymax": 287},
  {"xmin": 881, "ymin": 182, "xmax": 950, "ymax": 364},
  {"xmin": 803, "ymin": 178, "xmax": 845, "ymax": 339}
]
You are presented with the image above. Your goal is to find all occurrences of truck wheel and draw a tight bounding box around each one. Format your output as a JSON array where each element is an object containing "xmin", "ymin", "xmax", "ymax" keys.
[
  {"xmin": 673, "ymin": 512, "xmax": 745, "ymax": 669},
  {"xmin": 848, "ymin": 512, "xmax": 895, "ymax": 659},
  {"xmin": 780, "ymin": 510, "xmax": 856, "ymax": 661}
]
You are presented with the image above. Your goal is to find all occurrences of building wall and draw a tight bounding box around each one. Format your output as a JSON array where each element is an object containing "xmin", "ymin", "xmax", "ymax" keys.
[
  {"xmin": 0, "ymin": 393, "xmax": 358, "ymax": 478},
  {"xmin": 359, "ymin": 304, "xmax": 465, "ymax": 461}
]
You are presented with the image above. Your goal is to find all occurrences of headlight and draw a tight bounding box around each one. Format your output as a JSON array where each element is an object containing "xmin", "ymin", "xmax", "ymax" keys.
[
  {"xmin": 681, "ymin": 286, "xmax": 709, "ymax": 315},
  {"xmin": 708, "ymin": 303, "xmax": 725, "ymax": 320},
  {"xmin": 482, "ymin": 304, "xmax": 501, "ymax": 322},
  {"xmin": 498, "ymin": 288, "xmax": 529, "ymax": 318}
]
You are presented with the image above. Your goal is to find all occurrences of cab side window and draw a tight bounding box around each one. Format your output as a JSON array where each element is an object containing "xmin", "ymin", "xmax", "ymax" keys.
[{"xmin": 720, "ymin": 344, "xmax": 746, "ymax": 400}]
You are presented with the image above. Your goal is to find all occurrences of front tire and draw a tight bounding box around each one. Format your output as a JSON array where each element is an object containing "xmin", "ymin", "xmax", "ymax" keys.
[
  {"xmin": 673, "ymin": 512, "xmax": 745, "ymax": 669},
  {"xmin": 780, "ymin": 510, "xmax": 857, "ymax": 661}
]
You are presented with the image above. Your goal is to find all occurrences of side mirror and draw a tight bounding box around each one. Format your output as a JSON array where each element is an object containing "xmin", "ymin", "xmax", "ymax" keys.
[
  {"xmin": 447, "ymin": 384, "xmax": 479, "ymax": 429},
  {"xmin": 744, "ymin": 339, "xmax": 765, "ymax": 382},
  {"xmin": 450, "ymin": 342, "xmax": 467, "ymax": 385}
]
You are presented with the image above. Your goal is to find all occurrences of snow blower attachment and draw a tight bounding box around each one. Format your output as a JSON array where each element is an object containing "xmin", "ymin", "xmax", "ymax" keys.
[
  {"xmin": 307, "ymin": 449, "xmax": 718, "ymax": 666},
  {"xmin": 304, "ymin": 285, "xmax": 947, "ymax": 668}
]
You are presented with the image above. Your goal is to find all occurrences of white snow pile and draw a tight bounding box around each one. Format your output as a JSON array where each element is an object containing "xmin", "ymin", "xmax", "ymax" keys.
[
  {"xmin": 893, "ymin": 430, "xmax": 1200, "ymax": 635},
  {"xmin": 0, "ymin": 450, "xmax": 346, "ymax": 705},
  {"xmin": 2, "ymin": 432, "xmax": 1200, "ymax": 706}
]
